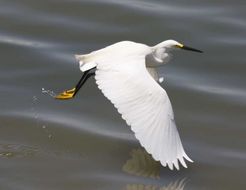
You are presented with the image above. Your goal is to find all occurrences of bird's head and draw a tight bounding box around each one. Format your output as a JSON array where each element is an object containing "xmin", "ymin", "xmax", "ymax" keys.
[{"xmin": 155, "ymin": 39, "xmax": 203, "ymax": 53}]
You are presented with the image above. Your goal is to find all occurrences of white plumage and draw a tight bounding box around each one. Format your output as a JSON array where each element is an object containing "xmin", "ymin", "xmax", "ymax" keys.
[{"xmin": 58, "ymin": 40, "xmax": 202, "ymax": 170}]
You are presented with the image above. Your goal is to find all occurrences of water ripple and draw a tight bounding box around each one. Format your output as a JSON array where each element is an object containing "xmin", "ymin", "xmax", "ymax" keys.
[
  {"xmin": 165, "ymin": 72, "xmax": 246, "ymax": 103},
  {"xmin": 1, "ymin": 110, "xmax": 135, "ymax": 142},
  {"xmin": 0, "ymin": 33, "xmax": 53, "ymax": 48}
]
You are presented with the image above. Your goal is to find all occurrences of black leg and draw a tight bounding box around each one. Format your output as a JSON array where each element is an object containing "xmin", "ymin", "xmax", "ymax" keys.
[
  {"xmin": 73, "ymin": 71, "xmax": 95, "ymax": 97},
  {"xmin": 75, "ymin": 70, "xmax": 90, "ymax": 89}
]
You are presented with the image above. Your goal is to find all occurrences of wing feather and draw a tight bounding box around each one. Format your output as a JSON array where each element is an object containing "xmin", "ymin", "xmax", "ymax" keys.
[{"xmin": 94, "ymin": 55, "xmax": 192, "ymax": 170}]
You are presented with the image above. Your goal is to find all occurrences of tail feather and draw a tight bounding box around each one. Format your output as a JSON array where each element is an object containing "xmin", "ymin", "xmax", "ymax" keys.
[
  {"xmin": 75, "ymin": 54, "xmax": 83, "ymax": 61},
  {"xmin": 74, "ymin": 54, "xmax": 96, "ymax": 72}
]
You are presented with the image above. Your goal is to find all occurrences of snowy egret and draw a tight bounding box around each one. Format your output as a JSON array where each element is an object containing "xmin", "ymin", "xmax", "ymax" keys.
[{"xmin": 55, "ymin": 40, "xmax": 202, "ymax": 170}]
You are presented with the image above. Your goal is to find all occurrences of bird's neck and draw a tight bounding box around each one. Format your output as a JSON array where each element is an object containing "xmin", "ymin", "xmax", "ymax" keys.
[{"xmin": 153, "ymin": 41, "xmax": 171, "ymax": 49}]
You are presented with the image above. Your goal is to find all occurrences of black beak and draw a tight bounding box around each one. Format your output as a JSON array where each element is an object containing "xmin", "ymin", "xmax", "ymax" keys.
[{"xmin": 181, "ymin": 45, "xmax": 203, "ymax": 53}]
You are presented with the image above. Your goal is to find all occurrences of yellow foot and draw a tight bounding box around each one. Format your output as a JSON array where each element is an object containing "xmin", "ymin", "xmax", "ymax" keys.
[{"xmin": 55, "ymin": 88, "xmax": 75, "ymax": 100}]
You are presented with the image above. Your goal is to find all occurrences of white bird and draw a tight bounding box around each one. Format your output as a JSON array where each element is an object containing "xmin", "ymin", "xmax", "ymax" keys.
[{"xmin": 55, "ymin": 40, "xmax": 202, "ymax": 170}]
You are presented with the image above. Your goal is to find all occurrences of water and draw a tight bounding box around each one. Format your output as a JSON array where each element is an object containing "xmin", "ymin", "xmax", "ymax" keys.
[{"xmin": 0, "ymin": 0, "xmax": 245, "ymax": 189}]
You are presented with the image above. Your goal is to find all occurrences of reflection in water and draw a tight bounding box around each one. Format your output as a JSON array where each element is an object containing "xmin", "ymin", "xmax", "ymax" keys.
[
  {"xmin": 125, "ymin": 184, "xmax": 158, "ymax": 190},
  {"xmin": 159, "ymin": 179, "xmax": 186, "ymax": 190},
  {"xmin": 123, "ymin": 149, "xmax": 186, "ymax": 190},
  {"xmin": 0, "ymin": 143, "xmax": 38, "ymax": 158},
  {"xmin": 123, "ymin": 148, "xmax": 161, "ymax": 179},
  {"xmin": 124, "ymin": 179, "xmax": 186, "ymax": 190}
]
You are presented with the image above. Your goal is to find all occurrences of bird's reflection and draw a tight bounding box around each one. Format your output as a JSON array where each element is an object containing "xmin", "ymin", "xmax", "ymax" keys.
[
  {"xmin": 122, "ymin": 148, "xmax": 161, "ymax": 179},
  {"xmin": 122, "ymin": 148, "xmax": 186, "ymax": 190},
  {"xmin": 124, "ymin": 179, "xmax": 186, "ymax": 190}
]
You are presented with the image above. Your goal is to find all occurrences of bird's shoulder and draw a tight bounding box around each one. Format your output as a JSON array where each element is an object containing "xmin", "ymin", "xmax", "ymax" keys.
[
  {"xmin": 109, "ymin": 40, "xmax": 149, "ymax": 49},
  {"xmin": 102, "ymin": 41, "xmax": 151, "ymax": 57},
  {"xmin": 89, "ymin": 41, "xmax": 151, "ymax": 62}
]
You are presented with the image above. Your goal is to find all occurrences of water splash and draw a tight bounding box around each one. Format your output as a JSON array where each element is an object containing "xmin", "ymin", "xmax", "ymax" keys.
[
  {"xmin": 31, "ymin": 95, "xmax": 54, "ymax": 140},
  {"xmin": 32, "ymin": 96, "xmax": 38, "ymax": 102},
  {"xmin": 42, "ymin": 125, "xmax": 53, "ymax": 140},
  {"xmin": 41, "ymin": 88, "xmax": 57, "ymax": 98},
  {"xmin": 31, "ymin": 95, "xmax": 40, "ymax": 126}
]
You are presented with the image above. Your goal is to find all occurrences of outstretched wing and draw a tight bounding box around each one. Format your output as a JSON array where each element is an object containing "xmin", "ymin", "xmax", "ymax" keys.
[{"xmin": 94, "ymin": 55, "xmax": 192, "ymax": 170}]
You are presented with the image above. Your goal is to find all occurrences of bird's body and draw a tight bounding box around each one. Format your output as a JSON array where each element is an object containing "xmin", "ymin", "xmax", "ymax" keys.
[
  {"xmin": 76, "ymin": 41, "xmax": 171, "ymax": 75},
  {"xmin": 56, "ymin": 40, "xmax": 202, "ymax": 170}
]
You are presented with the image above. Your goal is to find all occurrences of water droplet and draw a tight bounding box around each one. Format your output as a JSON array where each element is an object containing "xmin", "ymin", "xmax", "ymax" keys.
[
  {"xmin": 41, "ymin": 88, "xmax": 57, "ymax": 98},
  {"xmin": 32, "ymin": 96, "xmax": 38, "ymax": 102},
  {"xmin": 159, "ymin": 77, "xmax": 164, "ymax": 83}
]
